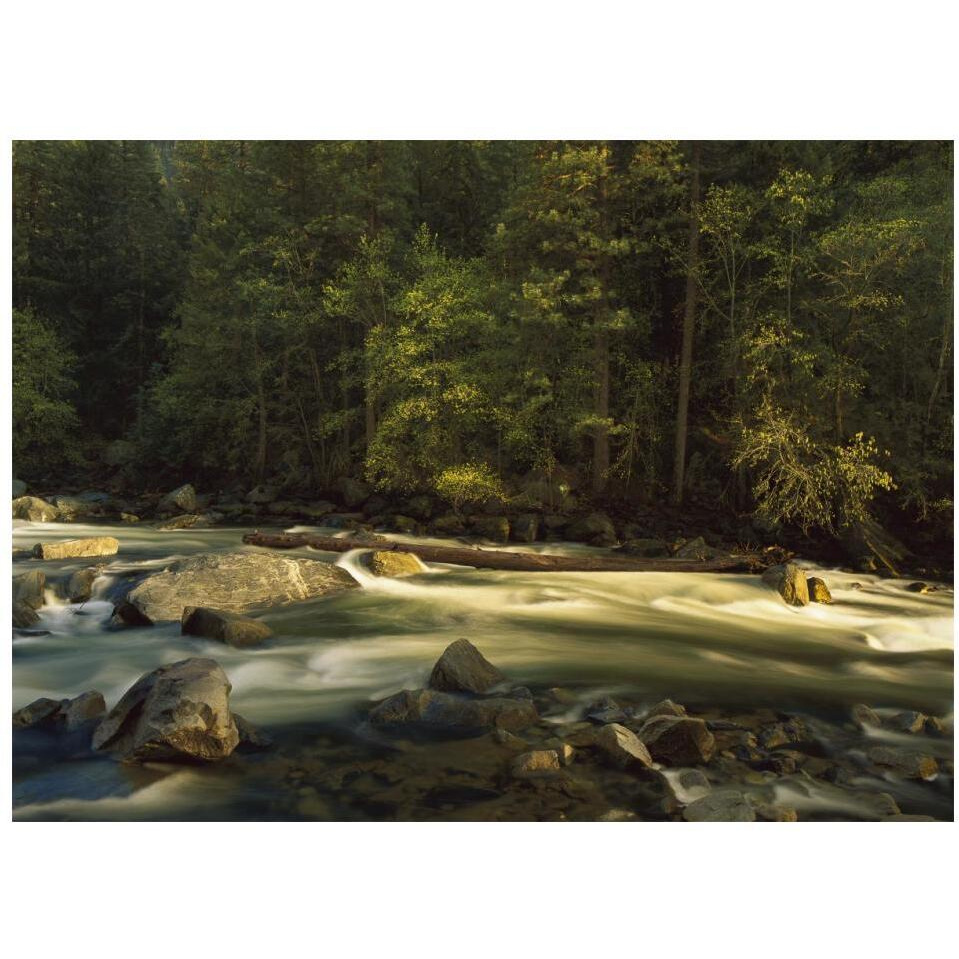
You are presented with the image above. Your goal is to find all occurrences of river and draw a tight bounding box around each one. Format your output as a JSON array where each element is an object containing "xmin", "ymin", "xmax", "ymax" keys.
[{"xmin": 11, "ymin": 519, "xmax": 954, "ymax": 821}]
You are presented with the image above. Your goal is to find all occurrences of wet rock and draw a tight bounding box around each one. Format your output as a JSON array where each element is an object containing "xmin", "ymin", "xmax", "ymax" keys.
[
  {"xmin": 13, "ymin": 570, "xmax": 46, "ymax": 609},
  {"xmin": 367, "ymin": 550, "xmax": 428, "ymax": 577},
  {"xmin": 593, "ymin": 723, "xmax": 654, "ymax": 770},
  {"xmin": 643, "ymin": 698, "xmax": 688, "ymax": 720},
  {"xmin": 32, "ymin": 536, "xmax": 120, "ymax": 560},
  {"xmin": 64, "ymin": 567, "xmax": 101, "ymax": 603},
  {"xmin": 14, "ymin": 691, "xmax": 106, "ymax": 732},
  {"xmin": 566, "ymin": 512, "xmax": 617, "ymax": 547},
  {"xmin": 92, "ymin": 657, "xmax": 240, "ymax": 763},
  {"xmin": 547, "ymin": 687, "xmax": 578, "ymax": 706},
  {"xmin": 13, "ymin": 601, "xmax": 40, "ymax": 628},
  {"xmin": 905, "ymin": 582, "xmax": 935, "ymax": 594},
  {"xmin": 155, "ymin": 512, "xmax": 217, "ymax": 530},
  {"xmin": 492, "ymin": 729, "xmax": 529, "ymax": 750},
  {"xmin": 755, "ymin": 803, "xmax": 798, "ymax": 822},
  {"xmin": 807, "ymin": 576, "xmax": 833, "ymax": 604},
  {"xmin": 585, "ymin": 696, "xmax": 628, "ymax": 724},
  {"xmin": 109, "ymin": 601, "xmax": 153, "ymax": 628},
  {"xmin": 369, "ymin": 689, "xmax": 538, "ymax": 732},
  {"xmin": 52, "ymin": 495, "xmax": 97, "ymax": 520},
  {"xmin": 640, "ymin": 715, "xmax": 716, "ymax": 765},
  {"xmin": 120, "ymin": 512, "xmax": 140, "ymax": 523},
  {"xmin": 234, "ymin": 713, "xmax": 273, "ymax": 751},
  {"xmin": 868, "ymin": 746, "xmax": 939, "ymax": 780},
  {"xmin": 511, "ymin": 749, "xmax": 563, "ymax": 778},
  {"xmin": 335, "ymin": 476, "xmax": 371, "ymax": 508},
  {"xmin": 181, "ymin": 606, "xmax": 274, "ymax": 648},
  {"xmin": 884, "ymin": 710, "xmax": 927, "ymax": 734},
  {"xmin": 428, "ymin": 638, "xmax": 506, "ymax": 694},
  {"xmin": 758, "ymin": 720, "xmax": 806, "ymax": 750},
  {"xmin": 683, "ymin": 789, "xmax": 755, "ymax": 822},
  {"xmin": 511, "ymin": 513, "xmax": 540, "ymax": 543},
  {"xmin": 470, "ymin": 516, "xmax": 510, "ymax": 542},
  {"xmin": 160, "ymin": 483, "xmax": 197, "ymax": 514},
  {"xmin": 13, "ymin": 478, "xmax": 27, "ymax": 498},
  {"xmin": 123, "ymin": 551, "xmax": 357, "ymax": 623},
  {"xmin": 761, "ymin": 563, "xmax": 809, "ymax": 606},
  {"xmin": 13, "ymin": 495, "xmax": 60, "ymax": 522},
  {"xmin": 850, "ymin": 703, "xmax": 881, "ymax": 729}
]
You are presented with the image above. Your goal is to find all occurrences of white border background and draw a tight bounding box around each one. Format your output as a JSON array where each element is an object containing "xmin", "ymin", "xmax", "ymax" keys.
[{"xmin": 2, "ymin": 2, "xmax": 956, "ymax": 957}]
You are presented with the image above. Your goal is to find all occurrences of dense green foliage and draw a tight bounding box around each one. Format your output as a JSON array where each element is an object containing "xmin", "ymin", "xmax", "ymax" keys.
[{"xmin": 11, "ymin": 140, "xmax": 953, "ymax": 550}]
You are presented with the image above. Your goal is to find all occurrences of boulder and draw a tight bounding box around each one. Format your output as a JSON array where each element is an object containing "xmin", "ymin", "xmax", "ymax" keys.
[
  {"xmin": 585, "ymin": 696, "xmax": 629, "ymax": 724},
  {"xmin": 14, "ymin": 691, "xmax": 106, "ymax": 732},
  {"xmin": 65, "ymin": 566, "xmax": 101, "ymax": 603},
  {"xmin": 13, "ymin": 496, "xmax": 59, "ymax": 522},
  {"xmin": 639, "ymin": 715, "xmax": 716, "ymax": 765},
  {"xmin": 593, "ymin": 723, "xmax": 654, "ymax": 770},
  {"xmin": 12, "ymin": 478, "xmax": 27, "ymax": 498},
  {"xmin": 643, "ymin": 698, "xmax": 688, "ymax": 720},
  {"xmin": 807, "ymin": 576, "xmax": 833, "ymax": 604},
  {"xmin": 369, "ymin": 688, "xmax": 537, "ymax": 732},
  {"xmin": 13, "ymin": 601, "xmax": 40, "ymax": 628},
  {"xmin": 52, "ymin": 495, "xmax": 97, "ymax": 520},
  {"xmin": 511, "ymin": 513, "xmax": 540, "ymax": 543},
  {"xmin": 335, "ymin": 476, "xmax": 371, "ymax": 508},
  {"xmin": 905, "ymin": 582, "xmax": 936, "ymax": 594},
  {"xmin": 470, "ymin": 515, "xmax": 510, "ymax": 542},
  {"xmin": 761, "ymin": 563, "xmax": 809, "ymax": 606},
  {"xmin": 391, "ymin": 514, "xmax": 419, "ymax": 534},
  {"xmin": 402, "ymin": 495, "xmax": 434, "ymax": 521},
  {"xmin": 245, "ymin": 484, "xmax": 278, "ymax": 505},
  {"xmin": 618, "ymin": 537, "xmax": 669, "ymax": 557},
  {"xmin": 92, "ymin": 658, "xmax": 240, "ymax": 763},
  {"xmin": 160, "ymin": 483, "xmax": 197, "ymax": 513},
  {"xmin": 122, "ymin": 551, "xmax": 357, "ymax": 623},
  {"xmin": 868, "ymin": 746, "xmax": 938, "ymax": 780},
  {"xmin": 673, "ymin": 536, "xmax": 723, "ymax": 560},
  {"xmin": 683, "ymin": 789, "xmax": 755, "ymax": 822},
  {"xmin": 13, "ymin": 570, "xmax": 46, "ymax": 609},
  {"xmin": 181, "ymin": 606, "xmax": 274, "ymax": 648},
  {"xmin": 428, "ymin": 638, "xmax": 506, "ymax": 694},
  {"xmin": 234, "ymin": 713, "xmax": 273, "ymax": 751},
  {"xmin": 430, "ymin": 513, "xmax": 467, "ymax": 536},
  {"xmin": 566, "ymin": 512, "xmax": 617, "ymax": 547},
  {"xmin": 32, "ymin": 536, "xmax": 120, "ymax": 560},
  {"xmin": 884, "ymin": 711, "xmax": 927, "ymax": 734},
  {"xmin": 367, "ymin": 550, "xmax": 428, "ymax": 577},
  {"xmin": 511, "ymin": 749, "xmax": 563, "ymax": 778},
  {"xmin": 302, "ymin": 501, "xmax": 337, "ymax": 520}
]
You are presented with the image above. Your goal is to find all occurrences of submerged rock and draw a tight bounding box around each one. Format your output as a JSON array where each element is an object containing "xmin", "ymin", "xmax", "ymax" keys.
[
  {"xmin": 511, "ymin": 749, "xmax": 563, "ymax": 778},
  {"xmin": 761, "ymin": 563, "xmax": 810, "ymax": 606},
  {"xmin": 807, "ymin": 576, "xmax": 833, "ymax": 604},
  {"xmin": 181, "ymin": 606, "xmax": 274, "ymax": 648},
  {"xmin": 33, "ymin": 536, "xmax": 120, "ymax": 560},
  {"xmin": 369, "ymin": 688, "xmax": 537, "ymax": 732},
  {"xmin": 683, "ymin": 789, "xmax": 755, "ymax": 822},
  {"xmin": 367, "ymin": 550, "xmax": 427, "ymax": 577},
  {"xmin": 640, "ymin": 715, "xmax": 716, "ymax": 765},
  {"xmin": 122, "ymin": 551, "xmax": 357, "ymax": 623},
  {"xmin": 585, "ymin": 696, "xmax": 629, "ymax": 725},
  {"xmin": 92, "ymin": 657, "xmax": 240, "ymax": 763},
  {"xmin": 13, "ymin": 495, "xmax": 59, "ymax": 522},
  {"xmin": 428, "ymin": 638, "xmax": 506, "ymax": 694},
  {"xmin": 868, "ymin": 746, "xmax": 939, "ymax": 780}
]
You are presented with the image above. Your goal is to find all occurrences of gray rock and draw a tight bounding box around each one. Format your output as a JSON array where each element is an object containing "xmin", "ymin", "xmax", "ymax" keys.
[
  {"xmin": 566, "ymin": 512, "xmax": 617, "ymax": 547},
  {"xmin": 13, "ymin": 570, "xmax": 46, "ymax": 609},
  {"xmin": 883, "ymin": 711, "xmax": 927, "ymax": 734},
  {"xmin": 639, "ymin": 714, "xmax": 716, "ymax": 765},
  {"xmin": 92, "ymin": 657, "xmax": 240, "ymax": 763},
  {"xmin": 32, "ymin": 536, "xmax": 120, "ymax": 560},
  {"xmin": 181, "ymin": 606, "xmax": 274, "ymax": 648},
  {"xmin": 234, "ymin": 713, "xmax": 273, "ymax": 751},
  {"xmin": 850, "ymin": 703, "xmax": 881, "ymax": 729},
  {"xmin": 122, "ymin": 551, "xmax": 357, "ymax": 623},
  {"xmin": 643, "ymin": 698, "xmax": 688, "ymax": 720},
  {"xmin": 13, "ymin": 601, "xmax": 40, "ymax": 628},
  {"xmin": 673, "ymin": 536, "xmax": 723, "ymax": 560},
  {"xmin": 245, "ymin": 484, "xmax": 278, "ymax": 504},
  {"xmin": 511, "ymin": 749, "xmax": 563, "ymax": 778},
  {"xmin": 52, "ymin": 495, "xmax": 97, "ymax": 520},
  {"xmin": 761, "ymin": 563, "xmax": 810, "ymax": 606},
  {"xmin": 335, "ymin": 476, "xmax": 371, "ymax": 508},
  {"xmin": 13, "ymin": 691, "xmax": 106, "ymax": 731},
  {"xmin": 12, "ymin": 478, "xmax": 27, "ymax": 498},
  {"xmin": 369, "ymin": 688, "xmax": 538, "ymax": 732},
  {"xmin": 160, "ymin": 483, "xmax": 197, "ymax": 513},
  {"xmin": 13, "ymin": 495, "xmax": 59, "ymax": 522},
  {"xmin": 868, "ymin": 746, "xmax": 939, "ymax": 780},
  {"xmin": 683, "ymin": 789, "xmax": 755, "ymax": 822},
  {"xmin": 585, "ymin": 696, "xmax": 629, "ymax": 724},
  {"xmin": 428, "ymin": 638, "xmax": 506, "ymax": 694},
  {"xmin": 65, "ymin": 567, "xmax": 101, "ymax": 603}
]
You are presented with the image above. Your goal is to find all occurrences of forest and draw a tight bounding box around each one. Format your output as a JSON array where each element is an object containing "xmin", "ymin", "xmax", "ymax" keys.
[{"xmin": 11, "ymin": 140, "xmax": 954, "ymax": 564}]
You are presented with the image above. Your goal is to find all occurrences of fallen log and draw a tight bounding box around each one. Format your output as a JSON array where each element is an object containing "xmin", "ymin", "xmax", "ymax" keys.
[{"xmin": 241, "ymin": 531, "xmax": 760, "ymax": 574}]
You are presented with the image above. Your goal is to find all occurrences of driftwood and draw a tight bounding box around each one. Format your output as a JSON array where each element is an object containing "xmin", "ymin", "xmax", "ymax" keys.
[{"xmin": 241, "ymin": 531, "xmax": 760, "ymax": 574}]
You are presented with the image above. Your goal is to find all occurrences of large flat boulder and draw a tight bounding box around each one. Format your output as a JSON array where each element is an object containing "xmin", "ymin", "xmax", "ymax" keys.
[
  {"xmin": 13, "ymin": 496, "xmax": 59, "ymax": 522},
  {"xmin": 92, "ymin": 658, "xmax": 240, "ymax": 763},
  {"xmin": 369, "ymin": 688, "xmax": 538, "ymax": 732},
  {"xmin": 33, "ymin": 536, "xmax": 120, "ymax": 560},
  {"xmin": 122, "ymin": 551, "xmax": 357, "ymax": 623},
  {"xmin": 428, "ymin": 638, "xmax": 506, "ymax": 694},
  {"xmin": 181, "ymin": 606, "xmax": 273, "ymax": 648}
]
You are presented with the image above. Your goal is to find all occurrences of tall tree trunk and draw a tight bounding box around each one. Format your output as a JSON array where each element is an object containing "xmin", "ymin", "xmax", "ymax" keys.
[{"xmin": 671, "ymin": 141, "xmax": 701, "ymax": 506}]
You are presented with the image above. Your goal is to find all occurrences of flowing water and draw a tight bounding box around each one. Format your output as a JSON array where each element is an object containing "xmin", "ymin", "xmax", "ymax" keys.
[{"xmin": 11, "ymin": 520, "xmax": 954, "ymax": 821}]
